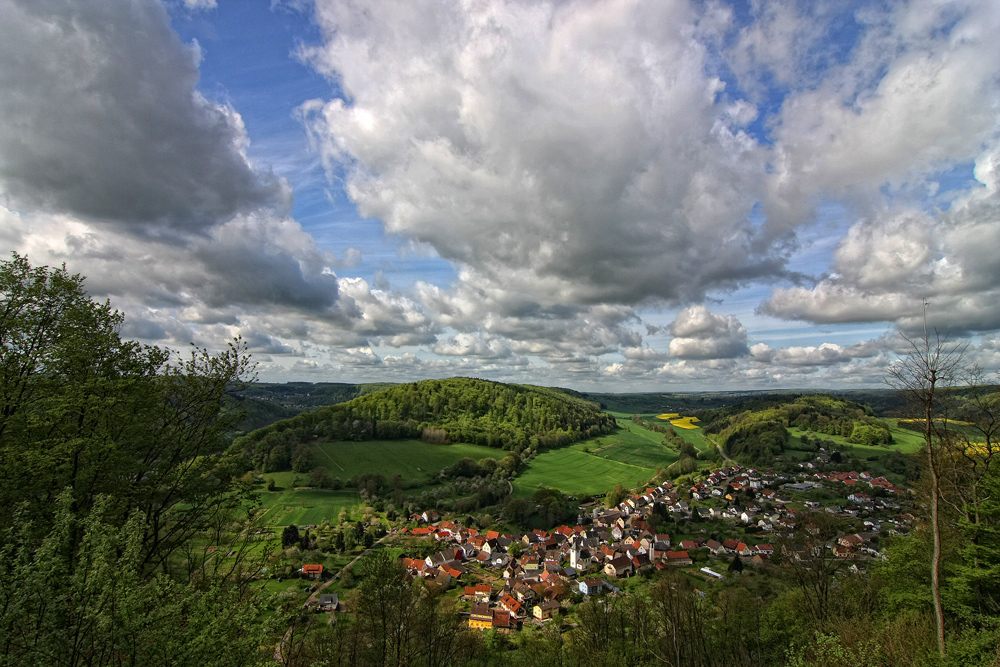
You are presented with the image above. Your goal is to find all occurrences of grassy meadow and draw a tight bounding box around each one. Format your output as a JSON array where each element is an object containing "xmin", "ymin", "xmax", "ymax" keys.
[
  {"xmin": 512, "ymin": 413, "xmax": 715, "ymax": 498},
  {"xmin": 786, "ymin": 420, "xmax": 925, "ymax": 458},
  {"xmin": 310, "ymin": 439, "xmax": 500, "ymax": 486},
  {"xmin": 511, "ymin": 443, "xmax": 655, "ymax": 498},
  {"xmin": 256, "ymin": 439, "xmax": 501, "ymax": 526},
  {"xmin": 251, "ymin": 407, "xmax": 926, "ymax": 526}
]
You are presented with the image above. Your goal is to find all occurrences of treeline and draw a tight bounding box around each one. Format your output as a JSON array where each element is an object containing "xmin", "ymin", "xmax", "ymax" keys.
[
  {"xmin": 697, "ymin": 395, "xmax": 893, "ymax": 464},
  {"xmin": 236, "ymin": 378, "xmax": 617, "ymax": 472}
]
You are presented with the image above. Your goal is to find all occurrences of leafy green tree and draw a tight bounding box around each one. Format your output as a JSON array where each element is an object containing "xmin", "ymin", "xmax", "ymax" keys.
[
  {"xmin": 282, "ymin": 524, "xmax": 300, "ymax": 549},
  {"xmin": 0, "ymin": 492, "xmax": 277, "ymax": 667},
  {"xmin": 502, "ymin": 498, "xmax": 532, "ymax": 527},
  {"xmin": 309, "ymin": 466, "xmax": 332, "ymax": 488},
  {"xmin": 605, "ymin": 483, "xmax": 627, "ymax": 508},
  {"xmin": 0, "ymin": 254, "xmax": 255, "ymax": 571}
]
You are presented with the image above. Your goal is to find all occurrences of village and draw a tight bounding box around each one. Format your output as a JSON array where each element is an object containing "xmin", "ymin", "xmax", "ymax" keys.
[{"xmin": 304, "ymin": 459, "xmax": 913, "ymax": 633}]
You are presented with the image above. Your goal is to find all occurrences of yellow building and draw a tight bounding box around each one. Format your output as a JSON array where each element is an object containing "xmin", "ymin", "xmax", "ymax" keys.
[{"xmin": 469, "ymin": 602, "xmax": 492, "ymax": 630}]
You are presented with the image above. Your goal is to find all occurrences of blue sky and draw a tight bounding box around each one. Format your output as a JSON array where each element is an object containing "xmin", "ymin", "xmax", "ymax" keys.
[{"xmin": 2, "ymin": 0, "xmax": 1000, "ymax": 391}]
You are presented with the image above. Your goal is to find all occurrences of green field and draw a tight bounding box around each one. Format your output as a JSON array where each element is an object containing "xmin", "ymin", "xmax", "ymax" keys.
[
  {"xmin": 787, "ymin": 421, "xmax": 925, "ymax": 459},
  {"xmin": 255, "ymin": 416, "xmax": 723, "ymax": 521},
  {"xmin": 257, "ymin": 479, "xmax": 359, "ymax": 527},
  {"xmin": 311, "ymin": 439, "xmax": 502, "ymax": 485},
  {"xmin": 256, "ymin": 439, "xmax": 503, "ymax": 526},
  {"xmin": 511, "ymin": 443, "xmax": 655, "ymax": 498}
]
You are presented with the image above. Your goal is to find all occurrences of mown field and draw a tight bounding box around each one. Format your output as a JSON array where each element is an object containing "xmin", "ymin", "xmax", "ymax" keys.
[
  {"xmin": 252, "ymin": 409, "xmax": 924, "ymax": 525},
  {"xmin": 256, "ymin": 479, "xmax": 359, "ymax": 527},
  {"xmin": 511, "ymin": 444, "xmax": 654, "ymax": 498},
  {"xmin": 786, "ymin": 420, "xmax": 925, "ymax": 458},
  {"xmin": 512, "ymin": 414, "xmax": 715, "ymax": 498},
  {"xmin": 309, "ymin": 439, "xmax": 501, "ymax": 486},
  {"xmin": 256, "ymin": 439, "xmax": 502, "ymax": 526}
]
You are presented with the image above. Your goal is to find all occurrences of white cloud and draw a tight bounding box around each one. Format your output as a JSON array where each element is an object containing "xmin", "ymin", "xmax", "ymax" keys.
[
  {"xmin": 667, "ymin": 305, "xmax": 749, "ymax": 359},
  {"xmin": 301, "ymin": 0, "xmax": 778, "ymax": 310}
]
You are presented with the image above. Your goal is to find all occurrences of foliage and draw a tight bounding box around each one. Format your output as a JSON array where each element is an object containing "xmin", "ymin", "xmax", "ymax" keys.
[
  {"xmin": 697, "ymin": 394, "xmax": 893, "ymax": 464},
  {"xmin": 286, "ymin": 550, "xmax": 481, "ymax": 666},
  {"xmin": 0, "ymin": 493, "xmax": 276, "ymax": 667},
  {"xmin": 0, "ymin": 255, "xmax": 280, "ymax": 663},
  {"xmin": 237, "ymin": 378, "xmax": 617, "ymax": 472},
  {"xmin": 0, "ymin": 254, "xmax": 254, "ymax": 571}
]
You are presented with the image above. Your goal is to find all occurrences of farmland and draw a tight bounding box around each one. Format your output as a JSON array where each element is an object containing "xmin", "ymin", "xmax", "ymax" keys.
[
  {"xmin": 511, "ymin": 443, "xmax": 654, "ymax": 498},
  {"xmin": 309, "ymin": 439, "xmax": 500, "ymax": 486},
  {"xmin": 511, "ymin": 412, "xmax": 715, "ymax": 498},
  {"xmin": 248, "ymin": 395, "xmax": 927, "ymax": 528},
  {"xmin": 257, "ymin": 439, "xmax": 501, "ymax": 526},
  {"xmin": 257, "ymin": 480, "xmax": 358, "ymax": 527}
]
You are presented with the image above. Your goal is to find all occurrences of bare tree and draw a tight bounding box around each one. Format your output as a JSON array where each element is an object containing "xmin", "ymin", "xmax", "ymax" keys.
[{"xmin": 885, "ymin": 325, "xmax": 967, "ymax": 660}]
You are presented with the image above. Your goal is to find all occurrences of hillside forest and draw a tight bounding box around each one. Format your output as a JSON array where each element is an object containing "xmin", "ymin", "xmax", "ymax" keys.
[{"xmin": 236, "ymin": 378, "xmax": 617, "ymax": 473}]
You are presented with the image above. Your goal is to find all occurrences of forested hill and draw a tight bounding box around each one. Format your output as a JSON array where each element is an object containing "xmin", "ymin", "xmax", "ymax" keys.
[
  {"xmin": 236, "ymin": 377, "xmax": 617, "ymax": 468},
  {"xmin": 696, "ymin": 394, "xmax": 893, "ymax": 463}
]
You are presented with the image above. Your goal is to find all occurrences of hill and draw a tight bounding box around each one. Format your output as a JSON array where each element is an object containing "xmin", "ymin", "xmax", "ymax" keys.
[
  {"xmin": 236, "ymin": 377, "xmax": 617, "ymax": 472},
  {"xmin": 696, "ymin": 394, "xmax": 894, "ymax": 464}
]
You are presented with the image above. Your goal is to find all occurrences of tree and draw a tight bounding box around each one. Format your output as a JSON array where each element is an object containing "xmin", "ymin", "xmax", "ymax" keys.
[
  {"xmin": 282, "ymin": 524, "xmax": 300, "ymax": 549},
  {"xmin": 0, "ymin": 254, "xmax": 255, "ymax": 572},
  {"xmin": 605, "ymin": 483, "xmax": 627, "ymax": 508},
  {"xmin": 729, "ymin": 554, "xmax": 744, "ymax": 574},
  {"xmin": 0, "ymin": 492, "xmax": 277, "ymax": 667},
  {"xmin": 886, "ymin": 325, "xmax": 966, "ymax": 659},
  {"xmin": 309, "ymin": 466, "xmax": 332, "ymax": 489}
]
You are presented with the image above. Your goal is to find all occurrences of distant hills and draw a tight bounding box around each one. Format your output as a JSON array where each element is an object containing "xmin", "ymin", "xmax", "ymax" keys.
[
  {"xmin": 695, "ymin": 393, "xmax": 894, "ymax": 464},
  {"xmin": 235, "ymin": 377, "xmax": 617, "ymax": 472}
]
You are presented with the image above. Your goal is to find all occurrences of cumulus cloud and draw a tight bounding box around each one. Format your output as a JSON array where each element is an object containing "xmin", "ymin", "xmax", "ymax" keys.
[
  {"xmin": 761, "ymin": 0, "xmax": 1000, "ymax": 233},
  {"xmin": 4, "ymin": 0, "xmax": 1000, "ymax": 391},
  {"xmin": 416, "ymin": 278, "xmax": 642, "ymax": 363},
  {"xmin": 300, "ymin": 0, "xmax": 779, "ymax": 309},
  {"xmin": 667, "ymin": 305, "xmax": 749, "ymax": 359},
  {"xmin": 0, "ymin": 0, "xmax": 287, "ymax": 232},
  {"xmin": 761, "ymin": 149, "xmax": 1000, "ymax": 335}
]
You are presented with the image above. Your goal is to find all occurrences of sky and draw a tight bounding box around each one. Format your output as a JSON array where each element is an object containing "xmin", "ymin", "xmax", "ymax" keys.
[{"xmin": 2, "ymin": 0, "xmax": 1000, "ymax": 392}]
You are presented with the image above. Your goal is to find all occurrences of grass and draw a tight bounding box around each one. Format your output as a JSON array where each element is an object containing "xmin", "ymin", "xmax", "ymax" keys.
[
  {"xmin": 512, "ymin": 444, "xmax": 655, "ymax": 498},
  {"xmin": 256, "ymin": 439, "xmax": 503, "ymax": 526},
  {"xmin": 786, "ymin": 423, "xmax": 925, "ymax": 459},
  {"xmin": 256, "ymin": 481, "xmax": 359, "ymax": 527},
  {"xmin": 311, "ymin": 439, "xmax": 501, "ymax": 485}
]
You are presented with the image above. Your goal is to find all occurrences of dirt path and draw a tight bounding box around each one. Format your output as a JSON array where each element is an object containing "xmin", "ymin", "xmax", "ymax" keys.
[
  {"xmin": 304, "ymin": 533, "xmax": 392, "ymax": 607},
  {"xmin": 314, "ymin": 444, "xmax": 345, "ymax": 472},
  {"xmin": 716, "ymin": 443, "xmax": 736, "ymax": 465},
  {"xmin": 275, "ymin": 533, "xmax": 394, "ymax": 662}
]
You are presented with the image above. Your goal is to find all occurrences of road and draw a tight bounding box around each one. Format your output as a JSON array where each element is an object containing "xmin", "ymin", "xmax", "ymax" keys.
[{"xmin": 716, "ymin": 444, "xmax": 736, "ymax": 465}]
